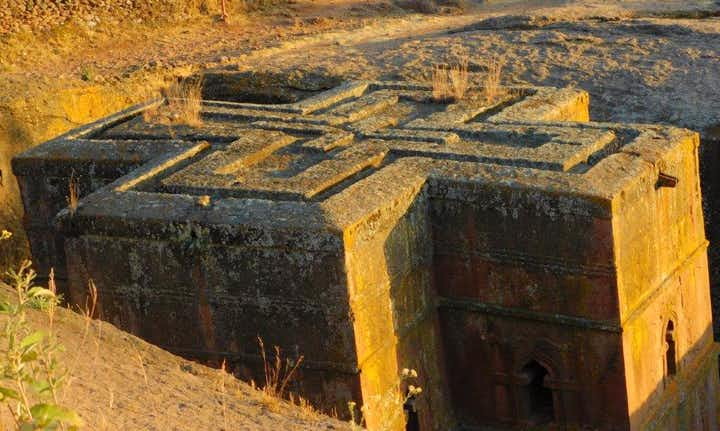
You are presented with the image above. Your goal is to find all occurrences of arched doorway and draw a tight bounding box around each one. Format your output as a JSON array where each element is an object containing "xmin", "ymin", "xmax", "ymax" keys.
[
  {"xmin": 665, "ymin": 320, "xmax": 677, "ymax": 377},
  {"xmin": 520, "ymin": 360, "xmax": 555, "ymax": 424}
]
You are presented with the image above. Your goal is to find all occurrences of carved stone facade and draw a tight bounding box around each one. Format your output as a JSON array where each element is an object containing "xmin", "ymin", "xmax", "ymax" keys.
[{"xmin": 12, "ymin": 76, "xmax": 720, "ymax": 430}]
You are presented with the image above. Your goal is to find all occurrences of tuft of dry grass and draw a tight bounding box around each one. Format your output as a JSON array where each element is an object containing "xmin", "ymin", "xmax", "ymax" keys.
[
  {"xmin": 449, "ymin": 55, "xmax": 469, "ymax": 101},
  {"xmin": 258, "ymin": 336, "xmax": 304, "ymax": 400},
  {"xmin": 288, "ymin": 393, "xmax": 323, "ymax": 420},
  {"xmin": 144, "ymin": 78, "xmax": 204, "ymax": 127},
  {"xmin": 253, "ymin": 337, "xmax": 325, "ymax": 420},
  {"xmin": 432, "ymin": 64, "xmax": 452, "ymax": 103},
  {"xmin": 482, "ymin": 58, "xmax": 506, "ymax": 104},
  {"xmin": 432, "ymin": 56, "xmax": 469, "ymax": 103}
]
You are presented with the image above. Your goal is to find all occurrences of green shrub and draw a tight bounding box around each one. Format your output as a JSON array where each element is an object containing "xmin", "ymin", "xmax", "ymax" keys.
[{"xmin": 0, "ymin": 260, "xmax": 82, "ymax": 430}]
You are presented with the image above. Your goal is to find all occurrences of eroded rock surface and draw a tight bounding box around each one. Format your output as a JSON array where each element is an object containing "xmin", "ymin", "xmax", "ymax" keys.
[{"xmin": 12, "ymin": 79, "xmax": 720, "ymax": 430}]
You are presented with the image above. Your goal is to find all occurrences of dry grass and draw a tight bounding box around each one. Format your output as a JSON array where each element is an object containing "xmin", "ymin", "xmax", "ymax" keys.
[
  {"xmin": 66, "ymin": 172, "xmax": 80, "ymax": 215},
  {"xmin": 84, "ymin": 279, "xmax": 99, "ymax": 320},
  {"xmin": 0, "ymin": 278, "xmax": 347, "ymax": 430},
  {"xmin": 129, "ymin": 342, "xmax": 162, "ymax": 422},
  {"xmin": 220, "ymin": 0, "xmax": 230, "ymax": 22},
  {"xmin": 482, "ymin": 58, "xmax": 506, "ymax": 104},
  {"xmin": 288, "ymin": 393, "xmax": 325, "ymax": 420},
  {"xmin": 432, "ymin": 56, "xmax": 508, "ymax": 105},
  {"xmin": 3, "ymin": 0, "xmax": 290, "ymax": 37},
  {"xmin": 254, "ymin": 336, "xmax": 325, "ymax": 419},
  {"xmin": 64, "ymin": 278, "xmax": 102, "ymax": 403},
  {"xmin": 431, "ymin": 65, "xmax": 452, "ymax": 103},
  {"xmin": 219, "ymin": 360, "xmax": 229, "ymax": 430},
  {"xmin": 449, "ymin": 55, "xmax": 469, "ymax": 101},
  {"xmin": 144, "ymin": 79, "xmax": 204, "ymax": 127},
  {"xmin": 432, "ymin": 55, "xmax": 469, "ymax": 103},
  {"xmin": 258, "ymin": 336, "xmax": 304, "ymax": 400}
]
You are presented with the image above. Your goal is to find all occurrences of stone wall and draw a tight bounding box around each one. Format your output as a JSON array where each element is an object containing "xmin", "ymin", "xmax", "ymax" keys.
[{"xmin": 430, "ymin": 175, "xmax": 627, "ymax": 428}]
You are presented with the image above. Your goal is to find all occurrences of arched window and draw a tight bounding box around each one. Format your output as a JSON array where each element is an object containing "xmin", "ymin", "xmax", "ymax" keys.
[
  {"xmin": 665, "ymin": 320, "xmax": 677, "ymax": 377},
  {"xmin": 521, "ymin": 360, "xmax": 554, "ymax": 424}
]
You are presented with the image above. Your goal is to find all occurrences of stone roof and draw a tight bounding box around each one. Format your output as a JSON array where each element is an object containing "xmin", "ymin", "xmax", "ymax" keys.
[{"xmin": 13, "ymin": 80, "xmax": 697, "ymax": 239}]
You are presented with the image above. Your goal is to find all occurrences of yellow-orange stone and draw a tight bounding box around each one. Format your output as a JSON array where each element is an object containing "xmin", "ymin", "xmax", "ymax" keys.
[{"xmin": 12, "ymin": 78, "xmax": 720, "ymax": 430}]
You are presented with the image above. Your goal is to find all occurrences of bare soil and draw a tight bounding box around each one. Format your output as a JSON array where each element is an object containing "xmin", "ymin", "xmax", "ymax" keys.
[
  {"xmin": 0, "ymin": 281, "xmax": 351, "ymax": 431},
  {"xmin": 4, "ymin": 0, "xmax": 718, "ymax": 137}
]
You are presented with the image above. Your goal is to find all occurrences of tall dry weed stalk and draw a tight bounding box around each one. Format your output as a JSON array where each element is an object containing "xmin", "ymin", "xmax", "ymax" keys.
[
  {"xmin": 84, "ymin": 280, "xmax": 98, "ymax": 321},
  {"xmin": 257, "ymin": 336, "xmax": 303, "ymax": 400},
  {"xmin": 221, "ymin": 0, "xmax": 229, "ymax": 21},
  {"xmin": 47, "ymin": 269, "xmax": 57, "ymax": 330},
  {"xmin": 144, "ymin": 79, "xmax": 204, "ymax": 127},
  {"xmin": 218, "ymin": 360, "xmax": 229, "ymax": 430},
  {"xmin": 67, "ymin": 172, "xmax": 79, "ymax": 215},
  {"xmin": 64, "ymin": 279, "xmax": 100, "ymax": 400},
  {"xmin": 432, "ymin": 56, "xmax": 469, "ymax": 103}
]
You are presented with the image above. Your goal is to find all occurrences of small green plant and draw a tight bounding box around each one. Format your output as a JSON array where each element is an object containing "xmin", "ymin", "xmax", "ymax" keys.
[
  {"xmin": 172, "ymin": 221, "xmax": 211, "ymax": 255},
  {"xmin": 0, "ymin": 260, "xmax": 82, "ymax": 430},
  {"xmin": 27, "ymin": 269, "xmax": 63, "ymax": 313},
  {"xmin": 79, "ymin": 66, "xmax": 94, "ymax": 82}
]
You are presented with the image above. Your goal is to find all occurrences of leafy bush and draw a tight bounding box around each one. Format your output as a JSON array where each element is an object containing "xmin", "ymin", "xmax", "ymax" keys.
[{"xmin": 0, "ymin": 260, "xmax": 83, "ymax": 430}]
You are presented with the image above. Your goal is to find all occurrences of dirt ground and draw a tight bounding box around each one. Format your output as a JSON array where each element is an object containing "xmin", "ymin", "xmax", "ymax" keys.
[
  {"xmin": 0, "ymin": 281, "xmax": 351, "ymax": 430},
  {"xmin": 220, "ymin": 0, "xmax": 720, "ymax": 133},
  {"xmin": 2, "ymin": 0, "xmax": 720, "ymax": 429},
  {"xmin": 5, "ymin": 0, "xmax": 716, "ymax": 132}
]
